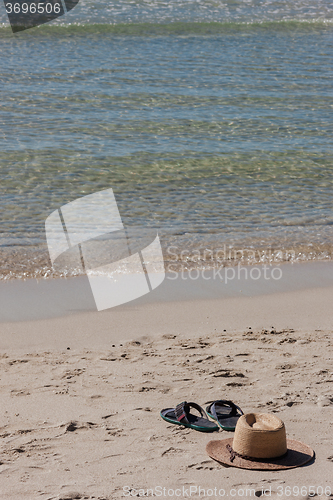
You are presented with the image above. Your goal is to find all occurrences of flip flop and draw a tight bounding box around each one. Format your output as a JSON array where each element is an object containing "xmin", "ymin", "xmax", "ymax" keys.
[
  {"xmin": 206, "ymin": 400, "xmax": 244, "ymax": 431},
  {"xmin": 160, "ymin": 401, "xmax": 219, "ymax": 432}
]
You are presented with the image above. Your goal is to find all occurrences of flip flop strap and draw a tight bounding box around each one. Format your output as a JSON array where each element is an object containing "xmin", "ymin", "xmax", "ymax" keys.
[
  {"xmin": 210, "ymin": 400, "xmax": 243, "ymax": 420},
  {"xmin": 175, "ymin": 401, "xmax": 207, "ymax": 424},
  {"xmin": 175, "ymin": 402, "xmax": 189, "ymax": 424}
]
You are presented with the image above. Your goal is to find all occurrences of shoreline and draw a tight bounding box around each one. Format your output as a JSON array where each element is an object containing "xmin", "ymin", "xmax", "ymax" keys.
[
  {"xmin": 1, "ymin": 12, "xmax": 333, "ymax": 498},
  {"xmin": 1, "ymin": 260, "xmax": 333, "ymax": 352},
  {"xmin": 0, "ymin": 260, "xmax": 332, "ymax": 323}
]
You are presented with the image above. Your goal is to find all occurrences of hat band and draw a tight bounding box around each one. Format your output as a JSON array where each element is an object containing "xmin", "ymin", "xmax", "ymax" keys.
[{"xmin": 226, "ymin": 444, "xmax": 288, "ymax": 463}]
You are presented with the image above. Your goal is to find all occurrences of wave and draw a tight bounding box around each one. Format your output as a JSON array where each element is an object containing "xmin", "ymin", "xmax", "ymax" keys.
[{"xmin": 1, "ymin": 19, "xmax": 333, "ymax": 37}]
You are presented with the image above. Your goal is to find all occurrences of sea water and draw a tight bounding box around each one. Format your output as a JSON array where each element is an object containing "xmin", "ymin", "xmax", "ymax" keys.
[{"xmin": 0, "ymin": 0, "xmax": 333, "ymax": 279}]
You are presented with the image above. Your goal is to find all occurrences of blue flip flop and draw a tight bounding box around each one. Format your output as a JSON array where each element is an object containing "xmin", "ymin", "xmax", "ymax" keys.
[
  {"xmin": 206, "ymin": 400, "xmax": 244, "ymax": 431},
  {"xmin": 160, "ymin": 401, "xmax": 219, "ymax": 432}
]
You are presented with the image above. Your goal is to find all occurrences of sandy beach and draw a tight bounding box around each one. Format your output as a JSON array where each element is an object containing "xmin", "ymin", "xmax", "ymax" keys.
[
  {"xmin": 1, "ymin": 263, "xmax": 333, "ymax": 499},
  {"xmin": 2, "ymin": 1, "xmax": 333, "ymax": 497}
]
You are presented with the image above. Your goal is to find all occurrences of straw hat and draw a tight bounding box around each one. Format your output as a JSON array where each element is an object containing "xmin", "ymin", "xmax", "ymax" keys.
[{"xmin": 206, "ymin": 413, "xmax": 314, "ymax": 470}]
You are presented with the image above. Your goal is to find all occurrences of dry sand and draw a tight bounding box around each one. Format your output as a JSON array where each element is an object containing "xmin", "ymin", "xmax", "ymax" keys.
[{"xmin": 0, "ymin": 267, "xmax": 333, "ymax": 499}]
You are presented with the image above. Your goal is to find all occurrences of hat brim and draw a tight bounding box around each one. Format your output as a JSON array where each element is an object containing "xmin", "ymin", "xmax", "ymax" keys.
[{"xmin": 206, "ymin": 438, "xmax": 314, "ymax": 470}]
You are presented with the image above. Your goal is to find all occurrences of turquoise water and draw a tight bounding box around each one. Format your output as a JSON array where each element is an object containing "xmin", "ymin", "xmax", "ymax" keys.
[{"xmin": 0, "ymin": 1, "xmax": 333, "ymax": 278}]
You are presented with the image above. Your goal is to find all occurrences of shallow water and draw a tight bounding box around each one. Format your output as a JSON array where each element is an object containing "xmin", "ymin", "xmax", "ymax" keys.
[{"xmin": 0, "ymin": 1, "xmax": 333, "ymax": 278}]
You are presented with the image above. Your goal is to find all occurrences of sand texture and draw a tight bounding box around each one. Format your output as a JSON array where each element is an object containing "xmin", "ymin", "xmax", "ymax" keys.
[{"xmin": 0, "ymin": 326, "xmax": 332, "ymax": 500}]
